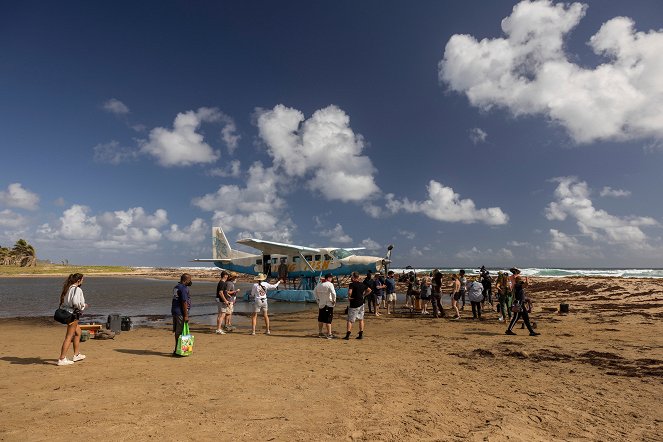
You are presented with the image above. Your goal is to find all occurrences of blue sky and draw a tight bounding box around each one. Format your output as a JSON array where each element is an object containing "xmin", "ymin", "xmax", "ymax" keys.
[{"xmin": 1, "ymin": 0, "xmax": 662, "ymax": 268}]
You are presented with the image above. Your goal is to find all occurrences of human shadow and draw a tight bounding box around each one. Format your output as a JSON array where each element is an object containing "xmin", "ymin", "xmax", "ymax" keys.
[
  {"xmin": 1, "ymin": 356, "xmax": 56, "ymax": 365},
  {"xmin": 114, "ymin": 349, "xmax": 173, "ymax": 358}
]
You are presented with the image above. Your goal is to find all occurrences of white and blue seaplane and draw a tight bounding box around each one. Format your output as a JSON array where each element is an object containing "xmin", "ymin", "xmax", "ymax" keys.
[{"xmin": 194, "ymin": 227, "xmax": 393, "ymax": 302}]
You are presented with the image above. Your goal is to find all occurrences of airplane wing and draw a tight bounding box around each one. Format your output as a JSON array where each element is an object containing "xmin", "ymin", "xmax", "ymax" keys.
[
  {"xmin": 191, "ymin": 258, "xmax": 231, "ymax": 263},
  {"xmin": 236, "ymin": 238, "xmax": 321, "ymax": 255}
]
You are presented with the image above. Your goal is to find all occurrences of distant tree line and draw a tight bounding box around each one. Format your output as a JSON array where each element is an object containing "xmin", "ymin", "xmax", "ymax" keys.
[{"xmin": 0, "ymin": 239, "xmax": 37, "ymax": 267}]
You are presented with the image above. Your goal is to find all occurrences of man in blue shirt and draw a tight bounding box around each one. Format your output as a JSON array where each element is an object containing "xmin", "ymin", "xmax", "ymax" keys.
[{"xmin": 171, "ymin": 273, "xmax": 192, "ymax": 356}]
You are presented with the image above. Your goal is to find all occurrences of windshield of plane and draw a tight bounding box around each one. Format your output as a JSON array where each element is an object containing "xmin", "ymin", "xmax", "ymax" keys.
[{"xmin": 331, "ymin": 249, "xmax": 353, "ymax": 260}]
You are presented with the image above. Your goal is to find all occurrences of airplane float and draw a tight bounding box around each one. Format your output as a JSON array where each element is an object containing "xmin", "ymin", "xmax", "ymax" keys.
[{"xmin": 194, "ymin": 227, "xmax": 393, "ymax": 302}]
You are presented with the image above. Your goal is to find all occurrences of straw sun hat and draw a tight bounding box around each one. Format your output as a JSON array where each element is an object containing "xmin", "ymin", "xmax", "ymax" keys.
[{"xmin": 254, "ymin": 273, "xmax": 267, "ymax": 281}]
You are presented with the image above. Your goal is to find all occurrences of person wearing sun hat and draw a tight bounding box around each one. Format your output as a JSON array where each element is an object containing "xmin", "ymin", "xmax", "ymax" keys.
[{"xmin": 250, "ymin": 273, "xmax": 281, "ymax": 335}]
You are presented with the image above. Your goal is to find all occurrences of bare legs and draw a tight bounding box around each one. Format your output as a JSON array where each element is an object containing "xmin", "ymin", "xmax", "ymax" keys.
[{"xmin": 59, "ymin": 321, "xmax": 81, "ymax": 359}]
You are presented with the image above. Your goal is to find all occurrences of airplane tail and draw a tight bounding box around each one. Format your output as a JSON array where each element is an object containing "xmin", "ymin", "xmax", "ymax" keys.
[
  {"xmin": 213, "ymin": 227, "xmax": 232, "ymax": 260},
  {"xmin": 212, "ymin": 227, "xmax": 253, "ymax": 260}
]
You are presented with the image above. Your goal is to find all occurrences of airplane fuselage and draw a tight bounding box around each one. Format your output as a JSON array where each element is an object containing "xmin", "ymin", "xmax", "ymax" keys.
[{"xmin": 212, "ymin": 253, "xmax": 384, "ymax": 278}]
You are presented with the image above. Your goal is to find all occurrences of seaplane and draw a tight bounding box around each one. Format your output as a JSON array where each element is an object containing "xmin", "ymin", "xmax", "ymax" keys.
[{"xmin": 193, "ymin": 227, "xmax": 393, "ymax": 302}]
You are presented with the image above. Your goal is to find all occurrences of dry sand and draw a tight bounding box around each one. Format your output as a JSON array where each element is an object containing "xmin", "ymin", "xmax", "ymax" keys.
[{"xmin": 1, "ymin": 277, "xmax": 661, "ymax": 441}]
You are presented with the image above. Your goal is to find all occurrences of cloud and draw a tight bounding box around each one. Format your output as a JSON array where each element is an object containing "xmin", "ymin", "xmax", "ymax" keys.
[
  {"xmin": 398, "ymin": 229, "xmax": 416, "ymax": 240},
  {"xmin": 208, "ymin": 160, "xmax": 241, "ymax": 178},
  {"xmin": 360, "ymin": 238, "xmax": 382, "ymax": 252},
  {"xmin": 469, "ymin": 127, "xmax": 487, "ymax": 144},
  {"xmin": 0, "ymin": 209, "xmax": 28, "ymax": 229},
  {"xmin": 439, "ymin": 0, "xmax": 663, "ymax": 144},
  {"xmin": 37, "ymin": 205, "xmax": 173, "ymax": 252},
  {"xmin": 319, "ymin": 223, "xmax": 353, "ymax": 244},
  {"xmin": 165, "ymin": 218, "xmax": 208, "ymax": 243},
  {"xmin": 256, "ymin": 104, "xmax": 380, "ymax": 202},
  {"xmin": 102, "ymin": 98, "xmax": 130, "ymax": 115},
  {"xmin": 455, "ymin": 246, "xmax": 514, "ymax": 261},
  {"xmin": 0, "ymin": 183, "xmax": 40, "ymax": 211},
  {"xmin": 600, "ymin": 186, "xmax": 631, "ymax": 198},
  {"xmin": 362, "ymin": 203, "xmax": 383, "ymax": 218},
  {"xmin": 93, "ymin": 141, "xmax": 138, "ymax": 165},
  {"xmin": 141, "ymin": 107, "xmax": 223, "ymax": 167},
  {"xmin": 545, "ymin": 177, "xmax": 658, "ymax": 244},
  {"xmin": 220, "ymin": 117, "xmax": 240, "ymax": 154},
  {"xmin": 507, "ymin": 240, "xmax": 529, "ymax": 247},
  {"xmin": 193, "ymin": 162, "xmax": 294, "ymax": 242},
  {"xmin": 386, "ymin": 180, "xmax": 509, "ymax": 225}
]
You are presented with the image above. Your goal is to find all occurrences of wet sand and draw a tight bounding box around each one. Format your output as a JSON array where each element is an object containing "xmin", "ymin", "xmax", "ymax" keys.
[{"xmin": 1, "ymin": 277, "xmax": 661, "ymax": 441}]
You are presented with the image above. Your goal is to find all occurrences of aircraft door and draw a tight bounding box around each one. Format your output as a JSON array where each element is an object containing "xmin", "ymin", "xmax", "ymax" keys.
[{"xmin": 263, "ymin": 254, "xmax": 271, "ymax": 277}]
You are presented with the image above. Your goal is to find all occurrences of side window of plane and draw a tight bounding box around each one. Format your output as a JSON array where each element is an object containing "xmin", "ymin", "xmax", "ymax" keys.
[
  {"xmin": 304, "ymin": 255, "xmax": 312, "ymax": 261},
  {"xmin": 256, "ymin": 259, "xmax": 262, "ymax": 265},
  {"xmin": 314, "ymin": 254, "xmax": 321, "ymax": 261},
  {"xmin": 292, "ymin": 256, "xmax": 300, "ymax": 263},
  {"xmin": 271, "ymin": 258, "xmax": 277, "ymax": 264},
  {"xmin": 324, "ymin": 254, "xmax": 332, "ymax": 261}
]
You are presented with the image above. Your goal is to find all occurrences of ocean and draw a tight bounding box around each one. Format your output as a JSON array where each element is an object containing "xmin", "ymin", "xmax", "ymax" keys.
[{"xmin": 391, "ymin": 267, "xmax": 663, "ymax": 279}]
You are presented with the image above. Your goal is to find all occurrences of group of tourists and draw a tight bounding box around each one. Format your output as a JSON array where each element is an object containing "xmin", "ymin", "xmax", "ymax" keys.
[
  {"xmin": 54, "ymin": 265, "xmax": 540, "ymax": 366},
  {"xmin": 398, "ymin": 266, "xmax": 539, "ymax": 336}
]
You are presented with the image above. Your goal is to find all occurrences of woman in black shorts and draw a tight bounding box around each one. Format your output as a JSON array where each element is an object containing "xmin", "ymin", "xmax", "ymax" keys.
[{"xmin": 450, "ymin": 274, "xmax": 461, "ymax": 319}]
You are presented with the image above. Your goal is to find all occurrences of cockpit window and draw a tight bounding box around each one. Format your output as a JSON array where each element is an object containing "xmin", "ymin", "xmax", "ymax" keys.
[{"xmin": 331, "ymin": 249, "xmax": 353, "ymax": 260}]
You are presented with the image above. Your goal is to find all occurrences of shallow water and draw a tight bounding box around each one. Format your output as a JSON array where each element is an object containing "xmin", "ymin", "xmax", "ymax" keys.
[{"xmin": 0, "ymin": 276, "xmax": 318, "ymax": 326}]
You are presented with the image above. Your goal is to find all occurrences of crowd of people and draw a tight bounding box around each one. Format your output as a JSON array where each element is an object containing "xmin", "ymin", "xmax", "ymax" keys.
[{"xmin": 54, "ymin": 266, "xmax": 540, "ymax": 365}]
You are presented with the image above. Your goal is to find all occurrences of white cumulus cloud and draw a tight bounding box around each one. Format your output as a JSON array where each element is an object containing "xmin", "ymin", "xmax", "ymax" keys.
[
  {"xmin": 141, "ymin": 107, "xmax": 223, "ymax": 167},
  {"xmin": 439, "ymin": 0, "xmax": 663, "ymax": 144},
  {"xmin": 545, "ymin": 176, "xmax": 658, "ymax": 245},
  {"xmin": 0, "ymin": 183, "xmax": 40, "ymax": 211},
  {"xmin": 166, "ymin": 218, "xmax": 208, "ymax": 243},
  {"xmin": 256, "ymin": 104, "xmax": 380, "ymax": 202},
  {"xmin": 0, "ymin": 209, "xmax": 28, "ymax": 229},
  {"xmin": 386, "ymin": 180, "xmax": 509, "ymax": 225},
  {"xmin": 319, "ymin": 223, "xmax": 353, "ymax": 244},
  {"xmin": 193, "ymin": 162, "xmax": 294, "ymax": 242},
  {"xmin": 208, "ymin": 160, "xmax": 241, "ymax": 178}
]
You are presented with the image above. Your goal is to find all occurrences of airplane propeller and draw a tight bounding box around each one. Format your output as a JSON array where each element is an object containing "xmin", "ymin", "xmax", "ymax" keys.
[{"xmin": 382, "ymin": 244, "xmax": 394, "ymax": 274}]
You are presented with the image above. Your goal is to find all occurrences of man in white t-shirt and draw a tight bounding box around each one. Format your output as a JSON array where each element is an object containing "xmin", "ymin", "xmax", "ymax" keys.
[{"xmin": 314, "ymin": 273, "xmax": 337, "ymax": 339}]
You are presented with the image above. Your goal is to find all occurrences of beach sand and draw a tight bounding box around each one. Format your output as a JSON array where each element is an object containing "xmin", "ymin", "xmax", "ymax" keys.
[{"xmin": 1, "ymin": 277, "xmax": 661, "ymax": 441}]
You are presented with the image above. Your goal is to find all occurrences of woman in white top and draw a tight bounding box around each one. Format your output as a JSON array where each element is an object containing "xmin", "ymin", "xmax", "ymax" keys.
[
  {"xmin": 250, "ymin": 273, "xmax": 280, "ymax": 335},
  {"xmin": 57, "ymin": 273, "xmax": 88, "ymax": 366}
]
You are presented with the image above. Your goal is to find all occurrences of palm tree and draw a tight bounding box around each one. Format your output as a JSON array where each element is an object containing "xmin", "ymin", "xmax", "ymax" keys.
[
  {"xmin": 0, "ymin": 246, "xmax": 11, "ymax": 266},
  {"xmin": 11, "ymin": 239, "xmax": 37, "ymax": 267}
]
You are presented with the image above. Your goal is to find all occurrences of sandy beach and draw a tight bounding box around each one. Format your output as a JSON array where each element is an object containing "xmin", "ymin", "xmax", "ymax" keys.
[{"xmin": 1, "ymin": 276, "xmax": 661, "ymax": 441}]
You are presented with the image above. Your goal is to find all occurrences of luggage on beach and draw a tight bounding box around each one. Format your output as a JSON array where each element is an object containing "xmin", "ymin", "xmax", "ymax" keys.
[
  {"xmin": 176, "ymin": 323, "xmax": 194, "ymax": 356},
  {"xmin": 107, "ymin": 314, "xmax": 122, "ymax": 333},
  {"xmin": 121, "ymin": 316, "xmax": 132, "ymax": 331}
]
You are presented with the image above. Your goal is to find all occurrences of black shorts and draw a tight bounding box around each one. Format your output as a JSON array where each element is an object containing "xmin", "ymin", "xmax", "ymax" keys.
[
  {"xmin": 318, "ymin": 306, "xmax": 334, "ymax": 324},
  {"xmin": 453, "ymin": 292, "xmax": 462, "ymax": 301}
]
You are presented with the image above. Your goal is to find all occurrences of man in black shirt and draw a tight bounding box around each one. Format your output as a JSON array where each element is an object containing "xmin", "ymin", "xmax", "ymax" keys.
[
  {"xmin": 344, "ymin": 272, "xmax": 371, "ymax": 340},
  {"xmin": 215, "ymin": 271, "xmax": 229, "ymax": 334}
]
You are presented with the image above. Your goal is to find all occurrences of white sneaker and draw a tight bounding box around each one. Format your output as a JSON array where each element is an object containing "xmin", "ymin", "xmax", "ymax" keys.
[
  {"xmin": 265, "ymin": 330, "xmax": 271, "ymax": 335},
  {"xmin": 215, "ymin": 329, "xmax": 226, "ymax": 335},
  {"xmin": 72, "ymin": 353, "xmax": 86, "ymax": 362},
  {"xmin": 57, "ymin": 358, "xmax": 74, "ymax": 366},
  {"xmin": 250, "ymin": 331, "xmax": 256, "ymax": 335},
  {"xmin": 498, "ymin": 317, "xmax": 504, "ymax": 322}
]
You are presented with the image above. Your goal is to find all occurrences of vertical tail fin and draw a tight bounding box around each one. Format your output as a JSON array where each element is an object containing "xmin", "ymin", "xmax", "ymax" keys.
[{"xmin": 212, "ymin": 227, "xmax": 232, "ymax": 260}]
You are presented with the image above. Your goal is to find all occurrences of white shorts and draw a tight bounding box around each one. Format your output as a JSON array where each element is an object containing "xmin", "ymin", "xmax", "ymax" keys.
[
  {"xmin": 387, "ymin": 293, "xmax": 397, "ymax": 303},
  {"xmin": 347, "ymin": 305, "xmax": 365, "ymax": 323},
  {"xmin": 218, "ymin": 303, "xmax": 234, "ymax": 314},
  {"xmin": 252, "ymin": 299, "xmax": 268, "ymax": 313}
]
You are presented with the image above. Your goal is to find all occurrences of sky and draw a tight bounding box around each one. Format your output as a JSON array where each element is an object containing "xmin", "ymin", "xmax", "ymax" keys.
[{"xmin": 1, "ymin": 0, "xmax": 663, "ymax": 268}]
